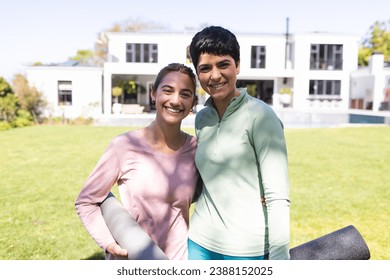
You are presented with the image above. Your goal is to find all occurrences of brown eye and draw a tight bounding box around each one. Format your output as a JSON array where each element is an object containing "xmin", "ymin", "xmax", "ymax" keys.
[
  {"xmin": 181, "ymin": 91, "xmax": 192, "ymax": 98},
  {"xmin": 161, "ymin": 86, "xmax": 173, "ymax": 94},
  {"xmin": 198, "ymin": 66, "xmax": 210, "ymax": 73},
  {"xmin": 218, "ymin": 62, "xmax": 230, "ymax": 68}
]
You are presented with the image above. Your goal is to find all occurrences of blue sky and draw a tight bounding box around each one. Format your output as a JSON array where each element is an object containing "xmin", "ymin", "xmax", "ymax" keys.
[{"xmin": 1, "ymin": 0, "xmax": 389, "ymax": 82}]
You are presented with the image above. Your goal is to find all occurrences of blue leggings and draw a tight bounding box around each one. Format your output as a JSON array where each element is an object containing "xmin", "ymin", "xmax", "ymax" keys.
[{"xmin": 188, "ymin": 239, "xmax": 267, "ymax": 260}]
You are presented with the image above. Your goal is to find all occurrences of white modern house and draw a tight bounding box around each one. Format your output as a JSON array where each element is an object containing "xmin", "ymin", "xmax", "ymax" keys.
[
  {"xmin": 25, "ymin": 29, "xmax": 390, "ymax": 125},
  {"xmin": 102, "ymin": 30, "xmax": 361, "ymax": 114},
  {"xmin": 350, "ymin": 52, "xmax": 390, "ymax": 111}
]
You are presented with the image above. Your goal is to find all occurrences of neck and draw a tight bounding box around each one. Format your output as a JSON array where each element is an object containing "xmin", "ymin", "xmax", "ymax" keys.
[
  {"xmin": 214, "ymin": 101, "xmax": 229, "ymax": 119},
  {"xmin": 213, "ymin": 89, "xmax": 240, "ymax": 119},
  {"xmin": 144, "ymin": 121, "xmax": 186, "ymax": 154}
]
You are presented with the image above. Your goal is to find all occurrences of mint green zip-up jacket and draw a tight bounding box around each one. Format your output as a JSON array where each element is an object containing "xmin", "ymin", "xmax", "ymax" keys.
[{"xmin": 189, "ymin": 88, "xmax": 290, "ymax": 259}]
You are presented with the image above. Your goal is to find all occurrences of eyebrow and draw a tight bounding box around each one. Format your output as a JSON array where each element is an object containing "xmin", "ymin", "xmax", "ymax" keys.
[
  {"xmin": 217, "ymin": 59, "xmax": 232, "ymax": 64},
  {"xmin": 160, "ymin": 84, "xmax": 174, "ymax": 89},
  {"xmin": 198, "ymin": 58, "xmax": 231, "ymax": 67},
  {"xmin": 161, "ymin": 84, "xmax": 193, "ymax": 92}
]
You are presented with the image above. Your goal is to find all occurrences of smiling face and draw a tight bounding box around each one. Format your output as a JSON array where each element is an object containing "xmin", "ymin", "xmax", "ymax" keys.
[
  {"xmin": 151, "ymin": 71, "xmax": 196, "ymax": 126},
  {"xmin": 196, "ymin": 53, "xmax": 240, "ymax": 104}
]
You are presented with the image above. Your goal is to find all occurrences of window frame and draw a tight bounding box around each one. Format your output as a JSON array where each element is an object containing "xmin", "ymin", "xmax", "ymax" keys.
[
  {"xmin": 250, "ymin": 45, "xmax": 266, "ymax": 69},
  {"xmin": 126, "ymin": 43, "xmax": 158, "ymax": 63},
  {"xmin": 310, "ymin": 44, "xmax": 343, "ymax": 70},
  {"xmin": 309, "ymin": 79, "xmax": 341, "ymax": 99},
  {"xmin": 58, "ymin": 80, "xmax": 72, "ymax": 106}
]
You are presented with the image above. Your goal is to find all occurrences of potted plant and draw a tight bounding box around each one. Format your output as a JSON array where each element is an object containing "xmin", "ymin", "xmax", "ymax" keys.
[
  {"xmin": 112, "ymin": 86, "xmax": 123, "ymax": 114},
  {"xmin": 279, "ymin": 87, "xmax": 292, "ymax": 107}
]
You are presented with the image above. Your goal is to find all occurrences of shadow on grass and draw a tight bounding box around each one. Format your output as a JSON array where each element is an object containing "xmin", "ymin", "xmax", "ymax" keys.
[{"xmin": 82, "ymin": 251, "xmax": 105, "ymax": 260}]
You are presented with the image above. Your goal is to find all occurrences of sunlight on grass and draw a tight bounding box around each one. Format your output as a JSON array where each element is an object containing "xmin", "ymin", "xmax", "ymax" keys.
[
  {"xmin": 0, "ymin": 125, "xmax": 389, "ymax": 259},
  {"xmin": 286, "ymin": 126, "xmax": 390, "ymax": 259}
]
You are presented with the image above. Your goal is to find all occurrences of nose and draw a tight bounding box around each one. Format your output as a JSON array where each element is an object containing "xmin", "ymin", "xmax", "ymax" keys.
[
  {"xmin": 170, "ymin": 92, "xmax": 180, "ymax": 105},
  {"xmin": 210, "ymin": 67, "xmax": 222, "ymax": 81}
]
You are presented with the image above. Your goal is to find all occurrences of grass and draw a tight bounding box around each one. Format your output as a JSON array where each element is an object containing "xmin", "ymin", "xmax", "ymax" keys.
[
  {"xmin": 287, "ymin": 126, "xmax": 390, "ymax": 259},
  {"xmin": 0, "ymin": 125, "xmax": 389, "ymax": 260}
]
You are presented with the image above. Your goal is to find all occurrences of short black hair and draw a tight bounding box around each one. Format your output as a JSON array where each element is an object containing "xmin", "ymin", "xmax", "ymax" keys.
[{"xmin": 189, "ymin": 26, "xmax": 240, "ymax": 71}]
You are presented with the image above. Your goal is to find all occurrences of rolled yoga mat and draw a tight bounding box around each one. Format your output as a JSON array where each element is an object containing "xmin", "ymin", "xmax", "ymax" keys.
[
  {"xmin": 100, "ymin": 193, "xmax": 169, "ymax": 260},
  {"xmin": 289, "ymin": 225, "xmax": 370, "ymax": 260}
]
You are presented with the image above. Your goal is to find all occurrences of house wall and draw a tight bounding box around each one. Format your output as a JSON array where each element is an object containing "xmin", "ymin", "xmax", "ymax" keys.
[
  {"xmin": 236, "ymin": 34, "xmax": 295, "ymax": 108},
  {"xmin": 26, "ymin": 67, "xmax": 103, "ymax": 118},
  {"xmin": 107, "ymin": 32, "xmax": 192, "ymax": 65},
  {"xmin": 237, "ymin": 34, "xmax": 291, "ymax": 77},
  {"xmin": 349, "ymin": 53, "xmax": 390, "ymax": 111},
  {"xmin": 350, "ymin": 72, "xmax": 374, "ymax": 109}
]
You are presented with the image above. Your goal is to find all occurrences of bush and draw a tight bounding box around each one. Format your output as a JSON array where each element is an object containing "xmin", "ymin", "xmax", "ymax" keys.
[
  {"xmin": 68, "ymin": 117, "xmax": 93, "ymax": 125},
  {"xmin": 0, "ymin": 121, "xmax": 12, "ymax": 131},
  {"xmin": 12, "ymin": 110, "xmax": 33, "ymax": 128}
]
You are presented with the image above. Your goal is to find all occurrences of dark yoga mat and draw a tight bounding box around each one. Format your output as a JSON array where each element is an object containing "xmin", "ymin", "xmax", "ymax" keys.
[
  {"xmin": 100, "ymin": 193, "xmax": 169, "ymax": 260},
  {"xmin": 101, "ymin": 194, "xmax": 370, "ymax": 260},
  {"xmin": 289, "ymin": 225, "xmax": 370, "ymax": 260}
]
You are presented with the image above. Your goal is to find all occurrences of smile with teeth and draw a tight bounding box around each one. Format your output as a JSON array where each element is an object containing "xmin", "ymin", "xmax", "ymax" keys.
[
  {"xmin": 209, "ymin": 82, "xmax": 226, "ymax": 89},
  {"xmin": 165, "ymin": 106, "xmax": 183, "ymax": 113}
]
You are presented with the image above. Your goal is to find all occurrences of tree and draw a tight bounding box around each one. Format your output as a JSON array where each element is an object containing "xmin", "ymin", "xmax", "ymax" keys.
[
  {"xmin": 359, "ymin": 20, "xmax": 390, "ymax": 66},
  {"xmin": 12, "ymin": 74, "xmax": 47, "ymax": 123},
  {"xmin": 0, "ymin": 77, "xmax": 20, "ymax": 127},
  {"xmin": 0, "ymin": 76, "xmax": 13, "ymax": 97},
  {"xmin": 0, "ymin": 94, "xmax": 19, "ymax": 124},
  {"xmin": 0, "ymin": 77, "xmax": 16, "ymax": 122},
  {"xmin": 69, "ymin": 49, "xmax": 95, "ymax": 65}
]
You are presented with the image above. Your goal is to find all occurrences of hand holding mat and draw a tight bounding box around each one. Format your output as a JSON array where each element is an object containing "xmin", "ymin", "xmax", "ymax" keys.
[{"xmin": 100, "ymin": 193, "xmax": 169, "ymax": 260}]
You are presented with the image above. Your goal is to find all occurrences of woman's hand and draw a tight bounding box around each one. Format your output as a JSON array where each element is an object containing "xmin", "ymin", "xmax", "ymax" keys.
[
  {"xmin": 106, "ymin": 242, "xmax": 128, "ymax": 258},
  {"xmin": 261, "ymin": 196, "xmax": 266, "ymax": 206}
]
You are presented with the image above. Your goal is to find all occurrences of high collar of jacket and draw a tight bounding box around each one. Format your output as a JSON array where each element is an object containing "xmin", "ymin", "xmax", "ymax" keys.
[{"xmin": 204, "ymin": 88, "xmax": 247, "ymax": 119}]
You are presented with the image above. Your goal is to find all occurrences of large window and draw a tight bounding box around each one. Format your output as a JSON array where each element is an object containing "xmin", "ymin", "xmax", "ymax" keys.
[
  {"xmin": 126, "ymin": 43, "xmax": 158, "ymax": 63},
  {"xmin": 58, "ymin": 81, "xmax": 72, "ymax": 105},
  {"xmin": 309, "ymin": 80, "xmax": 341, "ymax": 98},
  {"xmin": 310, "ymin": 44, "xmax": 343, "ymax": 70},
  {"xmin": 251, "ymin": 46, "xmax": 266, "ymax": 68}
]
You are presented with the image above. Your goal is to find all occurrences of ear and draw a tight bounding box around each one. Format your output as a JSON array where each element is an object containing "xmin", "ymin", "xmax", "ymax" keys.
[
  {"xmin": 150, "ymin": 87, "xmax": 156, "ymax": 102},
  {"xmin": 236, "ymin": 60, "xmax": 240, "ymax": 75},
  {"xmin": 192, "ymin": 93, "xmax": 198, "ymax": 108},
  {"xmin": 192, "ymin": 97, "xmax": 197, "ymax": 108}
]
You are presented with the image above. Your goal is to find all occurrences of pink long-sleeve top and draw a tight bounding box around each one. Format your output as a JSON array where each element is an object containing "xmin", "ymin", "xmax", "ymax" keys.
[{"xmin": 75, "ymin": 130, "xmax": 198, "ymax": 260}]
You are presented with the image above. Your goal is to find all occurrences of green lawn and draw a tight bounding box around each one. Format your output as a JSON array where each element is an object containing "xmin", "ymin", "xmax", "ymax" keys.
[{"xmin": 0, "ymin": 125, "xmax": 389, "ymax": 259}]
